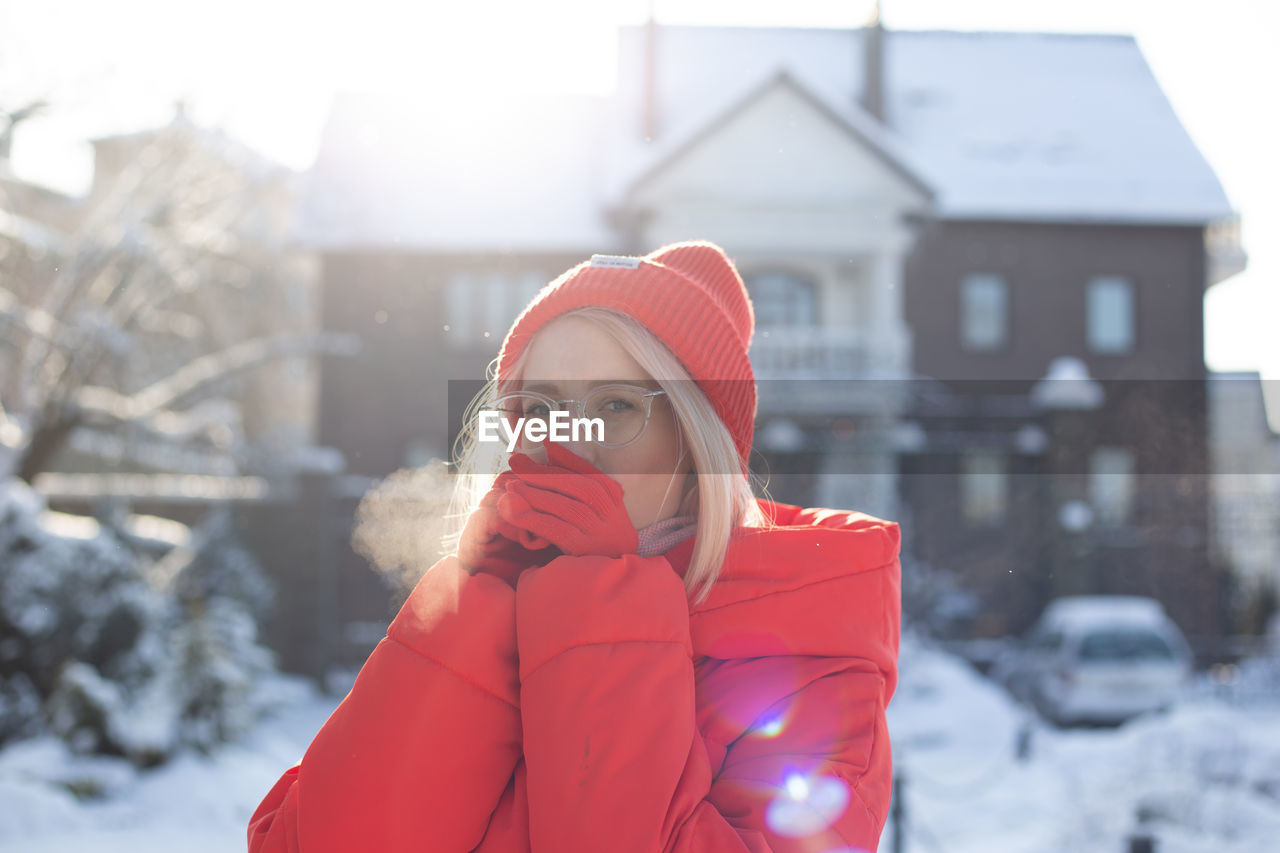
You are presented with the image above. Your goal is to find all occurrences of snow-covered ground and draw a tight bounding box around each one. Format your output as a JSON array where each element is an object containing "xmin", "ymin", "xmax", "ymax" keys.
[
  {"xmin": 2, "ymin": 636, "xmax": 1278, "ymax": 852},
  {"xmin": 0, "ymin": 674, "xmax": 340, "ymax": 853},
  {"xmin": 884, "ymin": 634, "xmax": 1280, "ymax": 852}
]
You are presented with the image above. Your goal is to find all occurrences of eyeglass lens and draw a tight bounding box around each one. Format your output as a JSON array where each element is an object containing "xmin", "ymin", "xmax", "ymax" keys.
[{"xmin": 492, "ymin": 387, "xmax": 651, "ymax": 448}]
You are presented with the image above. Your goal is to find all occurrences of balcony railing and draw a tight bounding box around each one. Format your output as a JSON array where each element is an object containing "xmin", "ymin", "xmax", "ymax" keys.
[
  {"xmin": 749, "ymin": 325, "xmax": 901, "ymax": 379},
  {"xmin": 750, "ymin": 325, "xmax": 908, "ymax": 415}
]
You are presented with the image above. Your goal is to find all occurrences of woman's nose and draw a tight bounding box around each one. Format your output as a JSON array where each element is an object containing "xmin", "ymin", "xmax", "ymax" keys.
[{"xmin": 553, "ymin": 438, "xmax": 600, "ymax": 470}]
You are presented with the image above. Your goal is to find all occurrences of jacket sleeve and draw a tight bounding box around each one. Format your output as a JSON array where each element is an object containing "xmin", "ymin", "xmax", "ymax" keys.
[
  {"xmin": 247, "ymin": 556, "xmax": 523, "ymax": 853},
  {"xmin": 514, "ymin": 553, "xmax": 896, "ymax": 853},
  {"xmin": 471, "ymin": 757, "xmax": 531, "ymax": 852}
]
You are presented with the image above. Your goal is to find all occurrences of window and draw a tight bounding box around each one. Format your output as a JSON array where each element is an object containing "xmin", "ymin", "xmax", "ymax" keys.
[
  {"xmin": 1087, "ymin": 276, "xmax": 1135, "ymax": 354},
  {"xmin": 959, "ymin": 274, "xmax": 1009, "ymax": 351},
  {"xmin": 443, "ymin": 271, "xmax": 478, "ymax": 340},
  {"xmin": 960, "ymin": 450, "xmax": 1008, "ymax": 524},
  {"xmin": 1089, "ymin": 446, "xmax": 1135, "ymax": 526},
  {"xmin": 444, "ymin": 270, "xmax": 545, "ymax": 348},
  {"xmin": 745, "ymin": 270, "xmax": 818, "ymax": 327},
  {"xmin": 1077, "ymin": 629, "xmax": 1174, "ymax": 662}
]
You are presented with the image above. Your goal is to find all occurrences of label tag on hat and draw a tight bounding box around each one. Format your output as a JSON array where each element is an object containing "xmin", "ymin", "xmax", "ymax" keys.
[{"xmin": 589, "ymin": 254, "xmax": 643, "ymax": 269}]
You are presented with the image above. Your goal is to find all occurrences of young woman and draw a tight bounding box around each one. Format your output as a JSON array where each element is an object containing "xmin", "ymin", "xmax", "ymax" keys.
[{"xmin": 247, "ymin": 241, "xmax": 902, "ymax": 852}]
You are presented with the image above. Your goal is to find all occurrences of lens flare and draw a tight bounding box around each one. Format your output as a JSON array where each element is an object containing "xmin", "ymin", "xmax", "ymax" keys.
[
  {"xmin": 765, "ymin": 772, "xmax": 851, "ymax": 838},
  {"xmin": 758, "ymin": 712, "xmax": 787, "ymax": 737},
  {"xmin": 785, "ymin": 773, "xmax": 809, "ymax": 800}
]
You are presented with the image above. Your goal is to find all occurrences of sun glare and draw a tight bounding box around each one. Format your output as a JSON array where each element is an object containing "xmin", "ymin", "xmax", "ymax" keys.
[{"xmin": 330, "ymin": 2, "xmax": 624, "ymax": 98}]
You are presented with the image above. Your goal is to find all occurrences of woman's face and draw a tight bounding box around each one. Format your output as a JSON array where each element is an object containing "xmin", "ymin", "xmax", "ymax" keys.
[{"xmin": 514, "ymin": 315, "xmax": 694, "ymax": 529}]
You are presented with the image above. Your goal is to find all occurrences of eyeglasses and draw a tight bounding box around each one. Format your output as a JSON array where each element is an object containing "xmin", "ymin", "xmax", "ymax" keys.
[{"xmin": 487, "ymin": 383, "xmax": 668, "ymax": 449}]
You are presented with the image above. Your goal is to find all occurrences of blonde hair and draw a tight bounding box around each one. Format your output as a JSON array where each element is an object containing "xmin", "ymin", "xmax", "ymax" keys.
[{"xmin": 444, "ymin": 306, "xmax": 773, "ymax": 606}]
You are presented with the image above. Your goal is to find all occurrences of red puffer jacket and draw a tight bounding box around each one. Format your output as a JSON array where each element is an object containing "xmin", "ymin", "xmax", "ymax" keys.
[{"xmin": 247, "ymin": 499, "xmax": 901, "ymax": 852}]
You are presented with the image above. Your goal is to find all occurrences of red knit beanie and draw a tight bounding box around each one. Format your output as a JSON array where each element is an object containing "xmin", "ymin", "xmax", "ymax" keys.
[{"xmin": 496, "ymin": 241, "xmax": 757, "ymax": 477}]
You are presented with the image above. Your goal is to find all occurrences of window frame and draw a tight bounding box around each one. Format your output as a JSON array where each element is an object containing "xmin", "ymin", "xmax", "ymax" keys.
[
  {"xmin": 743, "ymin": 268, "xmax": 821, "ymax": 328},
  {"xmin": 1088, "ymin": 445, "xmax": 1137, "ymax": 527},
  {"xmin": 958, "ymin": 272, "xmax": 1011, "ymax": 353},
  {"xmin": 1085, "ymin": 275, "xmax": 1137, "ymax": 355},
  {"xmin": 443, "ymin": 269, "xmax": 546, "ymax": 349},
  {"xmin": 959, "ymin": 449, "xmax": 1010, "ymax": 526}
]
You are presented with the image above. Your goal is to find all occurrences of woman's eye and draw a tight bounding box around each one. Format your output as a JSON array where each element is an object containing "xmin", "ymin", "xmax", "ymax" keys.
[
  {"xmin": 602, "ymin": 398, "xmax": 634, "ymax": 413},
  {"xmin": 524, "ymin": 404, "xmax": 549, "ymax": 417}
]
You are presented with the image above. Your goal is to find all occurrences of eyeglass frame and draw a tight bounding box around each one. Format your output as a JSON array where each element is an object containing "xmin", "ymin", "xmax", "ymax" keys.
[{"xmin": 489, "ymin": 383, "xmax": 669, "ymax": 449}]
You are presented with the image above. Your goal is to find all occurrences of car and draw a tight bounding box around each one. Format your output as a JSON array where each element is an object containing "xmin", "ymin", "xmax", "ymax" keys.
[{"xmin": 994, "ymin": 595, "xmax": 1193, "ymax": 726}]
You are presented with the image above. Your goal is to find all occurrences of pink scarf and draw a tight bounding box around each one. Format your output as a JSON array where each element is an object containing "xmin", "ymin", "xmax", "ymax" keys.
[{"xmin": 637, "ymin": 514, "xmax": 698, "ymax": 557}]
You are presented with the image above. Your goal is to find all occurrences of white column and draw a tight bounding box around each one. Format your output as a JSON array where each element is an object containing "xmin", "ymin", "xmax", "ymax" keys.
[{"xmin": 868, "ymin": 248, "xmax": 909, "ymax": 376}]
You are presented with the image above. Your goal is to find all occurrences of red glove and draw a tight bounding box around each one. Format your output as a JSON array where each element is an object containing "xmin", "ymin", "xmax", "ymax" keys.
[
  {"xmin": 457, "ymin": 470, "xmax": 560, "ymax": 586},
  {"xmin": 497, "ymin": 442, "xmax": 639, "ymax": 559}
]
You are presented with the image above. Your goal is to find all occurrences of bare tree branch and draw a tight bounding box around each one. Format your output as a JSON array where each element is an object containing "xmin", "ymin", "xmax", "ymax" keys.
[
  {"xmin": 4, "ymin": 116, "xmax": 335, "ymax": 484},
  {"xmin": 72, "ymin": 330, "xmax": 359, "ymax": 424},
  {"xmin": 0, "ymin": 285, "xmax": 61, "ymax": 342}
]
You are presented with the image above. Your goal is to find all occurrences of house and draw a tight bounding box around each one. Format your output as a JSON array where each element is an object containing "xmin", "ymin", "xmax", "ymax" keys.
[
  {"xmin": 301, "ymin": 22, "xmax": 1241, "ymax": 660},
  {"xmin": 1208, "ymin": 372, "xmax": 1280, "ymax": 634},
  {"xmin": 884, "ymin": 29, "xmax": 1239, "ymax": 644}
]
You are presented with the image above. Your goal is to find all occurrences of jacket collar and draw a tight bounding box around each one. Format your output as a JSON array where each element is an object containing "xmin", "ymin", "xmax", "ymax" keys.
[{"xmin": 664, "ymin": 499, "xmax": 901, "ymax": 671}]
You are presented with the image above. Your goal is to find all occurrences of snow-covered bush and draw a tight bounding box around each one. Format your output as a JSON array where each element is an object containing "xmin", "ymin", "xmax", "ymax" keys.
[
  {"xmin": 170, "ymin": 509, "xmax": 276, "ymax": 627},
  {"xmin": 900, "ymin": 556, "xmax": 981, "ymax": 639},
  {"xmin": 170, "ymin": 579, "xmax": 277, "ymax": 750},
  {"xmin": 0, "ymin": 478, "xmax": 278, "ymax": 765}
]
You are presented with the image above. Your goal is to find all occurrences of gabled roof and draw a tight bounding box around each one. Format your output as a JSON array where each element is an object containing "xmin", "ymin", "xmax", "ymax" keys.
[
  {"xmin": 616, "ymin": 70, "xmax": 933, "ymax": 202},
  {"xmin": 301, "ymin": 25, "xmax": 1236, "ymax": 250},
  {"xmin": 615, "ymin": 26, "xmax": 1233, "ymax": 225}
]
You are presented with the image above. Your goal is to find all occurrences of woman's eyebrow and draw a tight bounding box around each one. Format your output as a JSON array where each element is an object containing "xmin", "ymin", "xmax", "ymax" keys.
[{"xmin": 522, "ymin": 379, "xmax": 656, "ymax": 394}]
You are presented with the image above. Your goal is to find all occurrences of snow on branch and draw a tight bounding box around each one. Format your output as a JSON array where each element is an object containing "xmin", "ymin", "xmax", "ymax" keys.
[
  {"xmin": 0, "ymin": 285, "xmax": 62, "ymax": 343},
  {"xmin": 73, "ymin": 330, "xmax": 360, "ymax": 425}
]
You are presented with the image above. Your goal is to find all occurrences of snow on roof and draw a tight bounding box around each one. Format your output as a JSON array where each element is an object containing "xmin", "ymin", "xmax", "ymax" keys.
[
  {"xmin": 607, "ymin": 70, "xmax": 934, "ymax": 203},
  {"xmin": 887, "ymin": 30, "xmax": 1234, "ymax": 223},
  {"xmin": 298, "ymin": 92, "xmax": 620, "ymax": 252},
  {"xmin": 301, "ymin": 26, "xmax": 1235, "ymax": 249},
  {"xmin": 616, "ymin": 26, "xmax": 1234, "ymax": 225}
]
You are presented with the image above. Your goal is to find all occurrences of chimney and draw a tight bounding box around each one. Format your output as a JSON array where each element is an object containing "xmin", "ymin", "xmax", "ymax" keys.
[
  {"xmin": 860, "ymin": 1, "xmax": 885, "ymax": 123},
  {"xmin": 642, "ymin": 15, "xmax": 659, "ymax": 141}
]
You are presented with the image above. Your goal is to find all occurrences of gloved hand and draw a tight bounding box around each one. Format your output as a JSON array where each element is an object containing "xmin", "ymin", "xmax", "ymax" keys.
[
  {"xmin": 457, "ymin": 470, "xmax": 560, "ymax": 587},
  {"xmin": 497, "ymin": 442, "xmax": 639, "ymax": 559}
]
